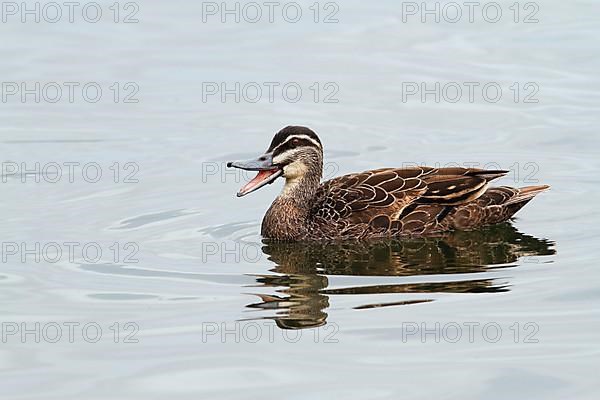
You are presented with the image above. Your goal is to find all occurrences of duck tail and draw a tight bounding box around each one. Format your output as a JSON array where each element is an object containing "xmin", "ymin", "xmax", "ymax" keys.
[
  {"xmin": 505, "ymin": 185, "xmax": 550, "ymax": 206},
  {"xmin": 493, "ymin": 185, "xmax": 550, "ymax": 224}
]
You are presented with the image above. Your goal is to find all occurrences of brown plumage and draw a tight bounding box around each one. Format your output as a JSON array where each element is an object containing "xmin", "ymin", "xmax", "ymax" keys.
[
  {"xmin": 306, "ymin": 167, "xmax": 548, "ymax": 239},
  {"xmin": 228, "ymin": 126, "xmax": 549, "ymax": 241}
]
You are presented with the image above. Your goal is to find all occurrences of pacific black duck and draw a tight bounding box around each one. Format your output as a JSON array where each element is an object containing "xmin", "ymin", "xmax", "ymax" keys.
[{"xmin": 227, "ymin": 126, "xmax": 549, "ymax": 241}]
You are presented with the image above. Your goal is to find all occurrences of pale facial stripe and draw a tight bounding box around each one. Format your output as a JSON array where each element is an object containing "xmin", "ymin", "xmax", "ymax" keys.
[{"xmin": 271, "ymin": 134, "xmax": 322, "ymax": 153}]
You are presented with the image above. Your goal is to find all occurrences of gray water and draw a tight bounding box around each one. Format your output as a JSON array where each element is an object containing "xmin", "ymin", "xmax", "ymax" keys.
[{"xmin": 1, "ymin": 0, "xmax": 599, "ymax": 398}]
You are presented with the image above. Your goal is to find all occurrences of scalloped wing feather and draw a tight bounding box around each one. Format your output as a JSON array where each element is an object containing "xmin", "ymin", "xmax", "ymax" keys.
[{"xmin": 309, "ymin": 167, "xmax": 513, "ymax": 238}]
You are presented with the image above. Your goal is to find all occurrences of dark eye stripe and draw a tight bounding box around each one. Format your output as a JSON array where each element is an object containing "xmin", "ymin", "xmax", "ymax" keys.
[{"xmin": 272, "ymin": 138, "xmax": 320, "ymax": 157}]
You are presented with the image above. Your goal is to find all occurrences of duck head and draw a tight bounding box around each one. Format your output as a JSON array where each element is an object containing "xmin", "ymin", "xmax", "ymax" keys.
[{"xmin": 227, "ymin": 126, "xmax": 324, "ymax": 197}]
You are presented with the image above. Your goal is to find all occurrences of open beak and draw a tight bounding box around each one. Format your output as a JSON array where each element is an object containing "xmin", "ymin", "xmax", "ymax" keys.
[{"xmin": 227, "ymin": 153, "xmax": 283, "ymax": 197}]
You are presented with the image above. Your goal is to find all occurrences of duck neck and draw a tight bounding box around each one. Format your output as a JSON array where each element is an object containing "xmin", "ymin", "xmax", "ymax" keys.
[{"xmin": 261, "ymin": 170, "xmax": 321, "ymax": 241}]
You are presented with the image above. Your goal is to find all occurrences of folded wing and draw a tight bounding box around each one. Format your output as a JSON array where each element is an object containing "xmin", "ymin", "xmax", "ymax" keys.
[{"xmin": 311, "ymin": 167, "xmax": 508, "ymax": 236}]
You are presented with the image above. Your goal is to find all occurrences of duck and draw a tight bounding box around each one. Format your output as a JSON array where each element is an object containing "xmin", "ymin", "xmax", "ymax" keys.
[{"xmin": 227, "ymin": 126, "xmax": 549, "ymax": 241}]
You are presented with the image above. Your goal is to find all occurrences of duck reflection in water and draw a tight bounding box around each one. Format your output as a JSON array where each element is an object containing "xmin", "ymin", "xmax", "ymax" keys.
[{"xmin": 245, "ymin": 223, "xmax": 555, "ymax": 330}]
